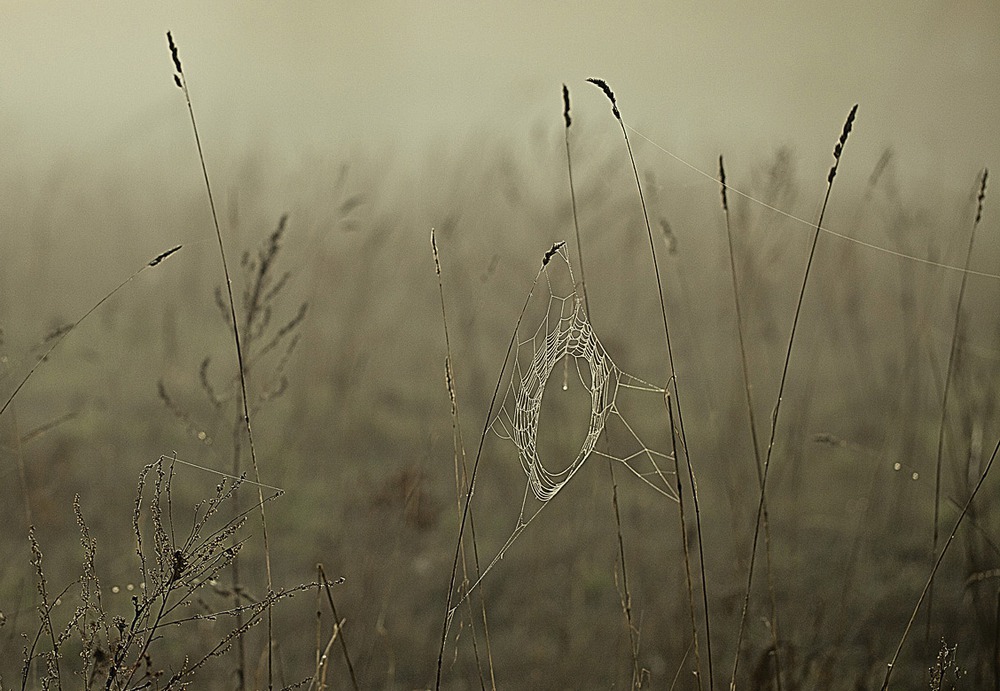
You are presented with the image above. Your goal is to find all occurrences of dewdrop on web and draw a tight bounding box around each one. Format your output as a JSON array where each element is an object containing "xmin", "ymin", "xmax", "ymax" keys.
[{"xmin": 892, "ymin": 462, "xmax": 919, "ymax": 481}]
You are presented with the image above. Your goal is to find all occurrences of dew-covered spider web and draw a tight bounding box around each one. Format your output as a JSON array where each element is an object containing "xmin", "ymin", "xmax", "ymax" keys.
[
  {"xmin": 447, "ymin": 243, "xmax": 677, "ymax": 620},
  {"xmin": 490, "ymin": 246, "xmax": 677, "ymax": 508}
]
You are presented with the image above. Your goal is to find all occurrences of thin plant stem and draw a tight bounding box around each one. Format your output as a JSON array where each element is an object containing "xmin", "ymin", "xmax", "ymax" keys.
[
  {"xmin": 431, "ymin": 228, "xmax": 496, "ymax": 690},
  {"xmin": 730, "ymin": 104, "xmax": 857, "ymax": 689},
  {"xmin": 668, "ymin": 390, "xmax": 704, "ymax": 690},
  {"xmin": 994, "ymin": 591, "xmax": 1000, "ymax": 691},
  {"xmin": 719, "ymin": 155, "xmax": 783, "ymax": 691},
  {"xmin": 588, "ymin": 77, "xmax": 714, "ymax": 690},
  {"xmin": 317, "ymin": 564, "xmax": 360, "ymax": 691},
  {"xmin": 166, "ymin": 31, "xmax": 274, "ymax": 688},
  {"xmin": 926, "ymin": 168, "xmax": 988, "ymax": 643},
  {"xmin": 435, "ymin": 243, "xmax": 564, "ymax": 689},
  {"xmin": 611, "ymin": 471, "xmax": 642, "ymax": 689},
  {"xmin": 230, "ymin": 425, "xmax": 247, "ymax": 686},
  {"xmin": 881, "ymin": 432, "xmax": 1000, "ymax": 689},
  {"xmin": 679, "ymin": 402, "xmax": 710, "ymax": 690},
  {"xmin": 563, "ymin": 83, "xmax": 642, "ymax": 688},
  {"xmin": 0, "ymin": 245, "xmax": 181, "ymax": 421},
  {"xmin": 563, "ymin": 84, "xmax": 589, "ymax": 308}
]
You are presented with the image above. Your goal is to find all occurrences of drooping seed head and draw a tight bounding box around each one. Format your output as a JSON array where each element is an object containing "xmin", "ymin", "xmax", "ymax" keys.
[{"xmin": 587, "ymin": 78, "xmax": 620, "ymax": 120}]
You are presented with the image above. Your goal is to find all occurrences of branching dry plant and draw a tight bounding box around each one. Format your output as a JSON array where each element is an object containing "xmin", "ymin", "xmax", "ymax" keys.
[
  {"xmin": 158, "ymin": 214, "xmax": 307, "ymax": 687},
  {"xmin": 19, "ymin": 455, "xmax": 326, "ymax": 690}
]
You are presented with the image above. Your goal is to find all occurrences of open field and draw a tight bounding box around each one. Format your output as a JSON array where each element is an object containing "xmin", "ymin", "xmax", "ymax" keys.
[
  {"xmin": 2, "ymin": 6, "xmax": 999, "ymax": 689},
  {"xmin": 1, "ymin": 91, "xmax": 997, "ymax": 688}
]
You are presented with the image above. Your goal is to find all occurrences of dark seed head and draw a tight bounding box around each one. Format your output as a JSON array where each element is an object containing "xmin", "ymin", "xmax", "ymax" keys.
[
  {"xmin": 718, "ymin": 155, "xmax": 728, "ymax": 211},
  {"xmin": 587, "ymin": 78, "xmax": 620, "ymax": 120},
  {"xmin": 562, "ymin": 84, "xmax": 571, "ymax": 129},
  {"xmin": 542, "ymin": 241, "xmax": 566, "ymax": 266},
  {"xmin": 828, "ymin": 104, "xmax": 859, "ymax": 183},
  {"xmin": 166, "ymin": 31, "xmax": 183, "ymax": 75},
  {"xmin": 975, "ymin": 168, "xmax": 988, "ymax": 225},
  {"xmin": 149, "ymin": 245, "xmax": 182, "ymax": 267}
]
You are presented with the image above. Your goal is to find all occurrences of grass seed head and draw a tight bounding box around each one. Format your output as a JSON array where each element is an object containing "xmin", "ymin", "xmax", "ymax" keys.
[
  {"xmin": 718, "ymin": 155, "xmax": 729, "ymax": 211},
  {"xmin": 430, "ymin": 228, "xmax": 441, "ymax": 276},
  {"xmin": 562, "ymin": 84, "xmax": 572, "ymax": 128},
  {"xmin": 149, "ymin": 245, "xmax": 182, "ymax": 267},
  {"xmin": 829, "ymin": 104, "xmax": 859, "ymax": 182},
  {"xmin": 166, "ymin": 31, "xmax": 183, "ymax": 74},
  {"xmin": 587, "ymin": 78, "xmax": 620, "ymax": 120},
  {"xmin": 542, "ymin": 241, "xmax": 566, "ymax": 266},
  {"xmin": 975, "ymin": 168, "xmax": 988, "ymax": 225}
]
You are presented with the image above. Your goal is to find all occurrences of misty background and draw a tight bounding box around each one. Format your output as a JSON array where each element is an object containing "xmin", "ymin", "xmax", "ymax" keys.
[
  {"xmin": 4, "ymin": 1, "xmax": 997, "ymax": 329},
  {"xmin": 2, "ymin": 2, "xmax": 1000, "ymax": 688},
  {"xmin": 5, "ymin": 1, "xmax": 998, "ymax": 183}
]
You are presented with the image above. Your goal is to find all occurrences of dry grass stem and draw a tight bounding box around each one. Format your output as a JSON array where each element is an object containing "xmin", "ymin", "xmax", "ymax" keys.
[
  {"xmin": 731, "ymin": 104, "xmax": 858, "ymax": 689},
  {"xmin": 590, "ymin": 76, "xmax": 714, "ymax": 690},
  {"xmin": 166, "ymin": 30, "xmax": 275, "ymax": 687},
  {"xmin": 563, "ymin": 83, "xmax": 642, "ymax": 687},
  {"xmin": 927, "ymin": 167, "xmax": 989, "ymax": 642}
]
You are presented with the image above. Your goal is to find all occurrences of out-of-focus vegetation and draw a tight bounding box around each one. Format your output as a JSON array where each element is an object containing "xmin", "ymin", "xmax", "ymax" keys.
[{"xmin": 1, "ymin": 113, "xmax": 997, "ymax": 689}]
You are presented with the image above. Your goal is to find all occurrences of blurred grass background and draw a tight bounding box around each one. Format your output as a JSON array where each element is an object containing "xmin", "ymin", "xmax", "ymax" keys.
[{"xmin": 1, "ymin": 112, "xmax": 998, "ymax": 688}]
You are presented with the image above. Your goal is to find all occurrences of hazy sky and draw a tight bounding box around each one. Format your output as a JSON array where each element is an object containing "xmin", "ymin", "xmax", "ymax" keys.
[{"xmin": 3, "ymin": 1, "xmax": 998, "ymax": 191}]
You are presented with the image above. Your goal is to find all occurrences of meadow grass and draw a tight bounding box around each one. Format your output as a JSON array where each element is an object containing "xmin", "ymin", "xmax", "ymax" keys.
[
  {"xmin": 1, "ymin": 65, "xmax": 997, "ymax": 690},
  {"xmin": 166, "ymin": 32, "xmax": 275, "ymax": 686}
]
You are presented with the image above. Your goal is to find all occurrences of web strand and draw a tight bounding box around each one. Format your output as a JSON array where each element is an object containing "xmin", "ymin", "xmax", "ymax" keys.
[
  {"xmin": 624, "ymin": 124, "xmax": 998, "ymax": 280},
  {"xmin": 445, "ymin": 246, "xmax": 676, "ymax": 620},
  {"xmin": 490, "ymin": 246, "xmax": 675, "ymax": 505}
]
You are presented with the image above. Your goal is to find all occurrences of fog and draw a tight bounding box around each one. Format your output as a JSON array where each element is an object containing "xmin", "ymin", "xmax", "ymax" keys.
[
  {"xmin": 3, "ymin": 4, "xmax": 1000, "ymax": 688},
  {"xmin": 5, "ymin": 1, "xmax": 998, "ymax": 188}
]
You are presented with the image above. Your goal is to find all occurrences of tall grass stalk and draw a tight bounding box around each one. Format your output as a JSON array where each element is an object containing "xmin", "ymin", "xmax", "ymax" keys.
[
  {"xmin": 994, "ymin": 592, "xmax": 1000, "ymax": 691},
  {"xmin": 562, "ymin": 85, "xmax": 588, "ymax": 305},
  {"xmin": 435, "ymin": 243, "xmax": 564, "ymax": 689},
  {"xmin": 316, "ymin": 563, "xmax": 360, "ymax": 691},
  {"xmin": 718, "ymin": 155, "xmax": 783, "ymax": 690},
  {"xmin": 926, "ymin": 168, "xmax": 989, "ymax": 642},
  {"xmin": 166, "ymin": 31, "xmax": 274, "ymax": 689},
  {"xmin": 431, "ymin": 228, "xmax": 496, "ymax": 690},
  {"xmin": 588, "ymin": 77, "xmax": 713, "ymax": 689},
  {"xmin": 3, "ymin": 244, "xmax": 180, "ymax": 587},
  {"xmin": 729, "ymin": 104, "xmax": 857, "ymax": 689},
  {"xmin": 562, "ymin": 84, "xmax": 643, "ymax": 688},
  {"xmin": 881, "ymin": 432, "xmax": 1000, "ymax": 689},
  {"xmin": 0, "ymin": 245, "xmax": 181, "ymax": 420},
  {"xmin": 667, "ymin": 390, "xmax": 705, "ymax": 689}
]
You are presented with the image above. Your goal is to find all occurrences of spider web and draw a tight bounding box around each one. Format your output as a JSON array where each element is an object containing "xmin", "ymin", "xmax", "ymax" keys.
[
  {"xmin": 490, "ymin": 244, "xmax": 677, "ymax": 513},
  {"xmin": 445, "ymin": 243, "xmax": 677, "ymax": 634}
]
